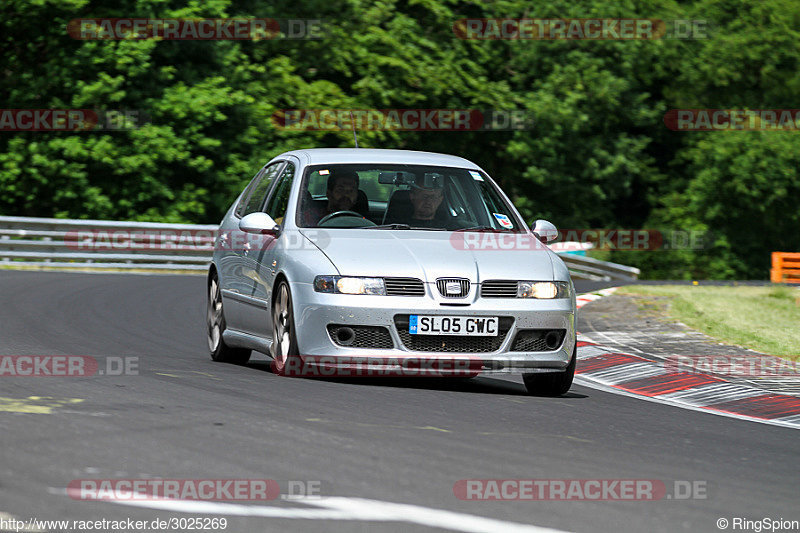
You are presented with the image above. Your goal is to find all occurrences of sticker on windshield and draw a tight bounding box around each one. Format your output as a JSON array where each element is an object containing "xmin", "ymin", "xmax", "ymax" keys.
[
  {"xmin": 319, "ymin": 169, "xmax": 330, "ymax": 175},
  {"xmin": 469, "ymin": 171, "xmax": 484, "ymax": 181},
  {"xmin": 493, "ymin": 213, "xmax": 514, "ymax": 229}
]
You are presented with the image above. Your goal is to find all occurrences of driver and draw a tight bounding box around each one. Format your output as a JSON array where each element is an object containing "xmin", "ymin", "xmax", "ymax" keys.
[
  {"xmin": 326, "ymin": 170, "xmax": 359, "ymax": 213},
  {"xmin": 303, "ymin": 170, "xmax": 359, "ymax": 226}
]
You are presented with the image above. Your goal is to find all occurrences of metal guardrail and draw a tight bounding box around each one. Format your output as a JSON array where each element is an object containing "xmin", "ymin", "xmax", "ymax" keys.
[
  {"xmin": 0, "ymin": 215, "xmax": 640, "ymax": 279},
  {"xmin": 558, "ymin": 253, "xmax": 640, "ymax": 281},
  {"xmin": 0, "ymin": 215, "xmax": 216, "ymax": 271}
]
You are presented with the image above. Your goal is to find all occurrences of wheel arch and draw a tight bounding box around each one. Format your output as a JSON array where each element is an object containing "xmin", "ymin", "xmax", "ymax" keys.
[
  {"xmin": 207, "ymin": 262, "xmax": 218, "ymax": 286},
  {"xmin": 271, "ymin": 272, "xmax": 289, "ymax": 309}
]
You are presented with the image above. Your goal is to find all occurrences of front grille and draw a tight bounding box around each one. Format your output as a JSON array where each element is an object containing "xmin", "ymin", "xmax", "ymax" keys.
[
  {"xmin": 436, "ymin": 278, "xmax": 470, "ymax": 298},
  {"xmin": 510, "ymin": 329, "xmax": 566, "ymax": 352},
  {"xmin": 384, "ymin": 277, "xmax": 425, "ymax": 296},
  {"xmin": 394, "ymin": 315, "xmax": 513, "ymax": 353},
  {"xmin": 481, "ymin": 280, "xmax": 518, "ymax": 298},
  {"xmin": 327, "ymin": 325, "xmax": 394, "ymax": 349}
]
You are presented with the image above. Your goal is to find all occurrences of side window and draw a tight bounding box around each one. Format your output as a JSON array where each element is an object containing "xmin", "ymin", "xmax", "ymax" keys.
[
  {"xmin": 265, "ymin": 163, "xmax": 296, "ymax": 225},
  {"xmin": 234, "ymin": 168, "xmax": 265, "ymax": 218},
  {"xmin": 241, "ymin": 161, "xmax": 284, "ymax": 216}
]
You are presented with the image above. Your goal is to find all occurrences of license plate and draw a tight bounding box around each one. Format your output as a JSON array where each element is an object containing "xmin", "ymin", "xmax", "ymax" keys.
[{"xmin": 409, "ymin": 315, "xmax": 499, "ymax": 336}]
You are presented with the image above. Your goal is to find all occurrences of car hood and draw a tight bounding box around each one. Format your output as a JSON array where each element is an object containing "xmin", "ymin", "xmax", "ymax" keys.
[{"xmin": 300, "ymin": 229, "xmax": 555, "ymax": 282}]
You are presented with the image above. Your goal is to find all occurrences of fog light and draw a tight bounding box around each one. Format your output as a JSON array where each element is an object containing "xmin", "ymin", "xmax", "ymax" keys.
[
  {"xmin": 544, "ymin": 330, "xmax": 562, "ymax": 350},
  {"xmin": 335, "ymin": 327, "xmax": 355, "ymax": 346}
]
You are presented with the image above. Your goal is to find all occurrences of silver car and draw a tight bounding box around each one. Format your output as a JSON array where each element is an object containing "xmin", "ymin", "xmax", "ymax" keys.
[{"xmin": 206, "ymin": 148, "xmax": 577, "ymax": 395}]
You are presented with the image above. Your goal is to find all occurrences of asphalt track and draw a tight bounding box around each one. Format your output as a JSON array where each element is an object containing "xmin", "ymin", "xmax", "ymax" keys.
[{"xmin": 0, "ymin": 270, "xmax": 798, "ymax": 533}]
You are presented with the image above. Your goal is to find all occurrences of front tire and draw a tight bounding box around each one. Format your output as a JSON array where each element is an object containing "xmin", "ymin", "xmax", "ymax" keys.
[
  {"xmin": 522, "ymin": 338, "xmax": 576, "ymax": 396},
  {"xmin": 270, "ymin": 280, "xmax": 300, "ymax": 376},
  {"xmin": 207, "ymin": 271, "xmax": 251, "ymax": 364}
]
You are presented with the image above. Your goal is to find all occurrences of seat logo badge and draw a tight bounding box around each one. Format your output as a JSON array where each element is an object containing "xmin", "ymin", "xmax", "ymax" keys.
[{"xmin": 438, "ymin": 278, "xmax": 469, "ymax": 297}]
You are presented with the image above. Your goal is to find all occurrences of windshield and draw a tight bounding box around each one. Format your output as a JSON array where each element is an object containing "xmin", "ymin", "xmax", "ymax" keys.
[{"xmin": 296, "ymin": 164, "xmax": 523, "ymax": 231}]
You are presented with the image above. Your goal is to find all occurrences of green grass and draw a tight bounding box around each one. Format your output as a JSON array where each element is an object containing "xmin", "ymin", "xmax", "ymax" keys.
[{"xmin": 617, "ymin": 285, "xmax": 800, "ymax": 359}]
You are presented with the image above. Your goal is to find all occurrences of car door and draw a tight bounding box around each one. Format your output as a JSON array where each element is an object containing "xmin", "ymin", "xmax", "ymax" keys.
[
  {"xmin": 220, "ymin": 160, "xmax": 285, "ymax": 335},
  {"xmin": 249, "ymin": 160, "xmax": 298, "ymax": 339}
]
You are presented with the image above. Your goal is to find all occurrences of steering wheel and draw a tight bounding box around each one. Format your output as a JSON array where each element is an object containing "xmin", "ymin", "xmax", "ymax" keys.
[{"xmin": 317, "ymin": 210, "xmax": 365, "ymax": 225}]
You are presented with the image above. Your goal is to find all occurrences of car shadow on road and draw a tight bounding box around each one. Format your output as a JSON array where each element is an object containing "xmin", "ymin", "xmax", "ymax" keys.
[{"xmin": 246, "ymin": 360, "xmax": 587, "ymax": 398}]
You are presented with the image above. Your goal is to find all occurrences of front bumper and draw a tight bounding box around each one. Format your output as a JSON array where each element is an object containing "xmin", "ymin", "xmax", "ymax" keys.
[{"xmin": 289, "ymin": 281, "xmax": 576, "ymax": 375}]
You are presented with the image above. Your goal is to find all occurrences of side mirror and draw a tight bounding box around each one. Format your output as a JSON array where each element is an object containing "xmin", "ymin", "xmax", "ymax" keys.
[
  {"xmin": 239, "ymin": 212, "xmax": 279, "ymax": 234},
  {"xmin": 532, "ymin": 219, "xmax": 558, "ymax": 244}
]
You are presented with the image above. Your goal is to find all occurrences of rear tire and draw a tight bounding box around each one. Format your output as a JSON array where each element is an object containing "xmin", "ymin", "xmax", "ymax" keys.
[
  {"xmin": 207, "ymin": 271, "xmax": 251, "ymax": 364},
  {"xmin": 522, "ymin": 338, "xmax": 576, "ymax": 396},
  {"xmin": 270, "ymin": 280, "xmax": 300, "ymax": 376}
]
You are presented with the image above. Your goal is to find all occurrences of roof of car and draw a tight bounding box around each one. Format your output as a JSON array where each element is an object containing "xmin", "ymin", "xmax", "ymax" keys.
[{"xmin": 277, "ymin": 148, "xmax": 482, "ymax": 169}]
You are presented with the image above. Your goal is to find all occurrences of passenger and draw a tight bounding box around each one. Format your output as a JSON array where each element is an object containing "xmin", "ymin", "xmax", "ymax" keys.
[{"xmin": 408, "ymin": 178, "xmax": 446, "ymax": 228}]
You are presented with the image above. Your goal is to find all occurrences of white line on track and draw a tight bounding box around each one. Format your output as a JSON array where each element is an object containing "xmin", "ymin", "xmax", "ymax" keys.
[{"xmin": 52, "ymin": 490, "xmax": 570, "ymax": 533}]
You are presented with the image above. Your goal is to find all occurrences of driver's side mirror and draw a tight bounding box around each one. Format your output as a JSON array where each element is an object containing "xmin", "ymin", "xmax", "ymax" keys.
[
  {"xmin": 239, "ymin": 212, "xmax": 279, "ymax": 234},
  {"xmin": 531, "ymin": 219, "xmax": 558, "ymax": 243}
]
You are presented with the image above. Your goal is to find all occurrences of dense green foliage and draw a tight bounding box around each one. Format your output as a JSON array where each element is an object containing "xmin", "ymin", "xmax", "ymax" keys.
[{"xmin": 2, "ymin": 0, "xmax": 799, "ymax": 278}]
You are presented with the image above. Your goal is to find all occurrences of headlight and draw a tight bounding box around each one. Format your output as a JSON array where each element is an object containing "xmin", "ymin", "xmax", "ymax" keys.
[
  {"xmin": 314, "ymin": 276, "xmax": 386, "ymax": 295},
  {"xmin": 517, "ymin": 281, "xmax": 570, "ymax": 299}
]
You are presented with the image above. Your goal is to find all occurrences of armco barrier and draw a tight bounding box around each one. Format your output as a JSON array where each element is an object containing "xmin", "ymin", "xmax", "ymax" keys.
[
  {"xmin": 559, "ymin": 253, "xmax": 640, "ymax": 281},
  {"xmin": 771, "ymin": 252, "xmax": 800, "ymax": 284},
  {"xmin": 0, "ymin": 215, "xmax": 639, "ymax": 279},
  {"xmin": 0, "ymin": 215, "xmax": 215, "ymax": 271}
]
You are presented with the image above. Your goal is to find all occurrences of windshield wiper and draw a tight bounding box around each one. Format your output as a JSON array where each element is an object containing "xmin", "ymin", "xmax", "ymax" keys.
[
  {"xmin": 364, "ymin": 223, "xmax": 412, "ymax": 230},
  {"xmin": 455, "ymin": 225, "xmax": 512, "ymax": 232},
  {"xmin": 364, "ymin": 224, "xmax": 447, "ymax": 231}
]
